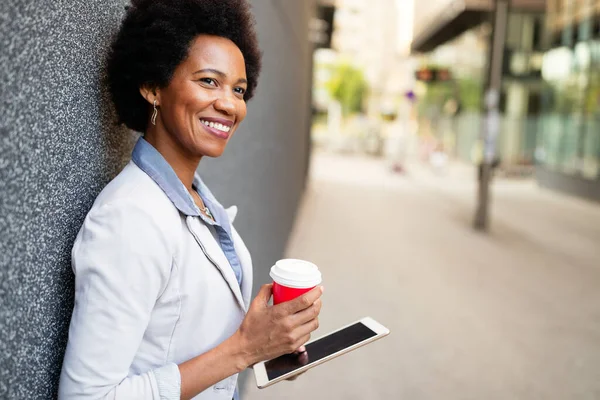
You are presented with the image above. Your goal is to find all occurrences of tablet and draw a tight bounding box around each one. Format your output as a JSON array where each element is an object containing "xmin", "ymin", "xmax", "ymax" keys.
[{"xmin": 253, "ymin": 317, "xmax": 390, "ymax": 388}]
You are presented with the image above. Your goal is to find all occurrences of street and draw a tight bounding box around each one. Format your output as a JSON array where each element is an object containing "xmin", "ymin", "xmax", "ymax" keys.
[{"xmin": 243, "ymin": 151, "xmax": 600, "ymax": 400}]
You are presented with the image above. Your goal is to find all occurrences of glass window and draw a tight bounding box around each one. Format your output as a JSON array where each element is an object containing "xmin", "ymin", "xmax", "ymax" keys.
[
  {"xmin": 539, "ymin": 37, "xmax": 600, "ymax": 179},
  {"xmin": 581, "ymin": 39, "xmax": 600, "ymax": 179}
]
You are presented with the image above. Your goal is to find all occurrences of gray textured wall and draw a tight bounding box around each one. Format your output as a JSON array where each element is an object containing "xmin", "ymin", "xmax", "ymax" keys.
[
  {"xmin": 0, "ymin": 2, "xmax": 135, "ymax": 398},
  {"xmin": 0, "ymin": 0, "xmax": 314, "ymax": 397}
]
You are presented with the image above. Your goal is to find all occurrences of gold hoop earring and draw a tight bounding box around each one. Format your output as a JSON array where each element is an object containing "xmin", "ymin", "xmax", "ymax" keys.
[{"xmin": 151, "ymin": 99, "xmax": 158, "ymax": 126}]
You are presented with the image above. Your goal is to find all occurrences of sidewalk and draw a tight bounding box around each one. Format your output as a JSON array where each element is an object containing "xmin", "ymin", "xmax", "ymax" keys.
[{"xmin": 243, "ymin": 152, "xmax": 600, "ymax": 400}]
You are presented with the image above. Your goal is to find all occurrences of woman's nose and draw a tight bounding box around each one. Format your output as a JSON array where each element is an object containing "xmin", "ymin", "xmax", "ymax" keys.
[{"xmin": 214, "ymin": 92, "xmax": 236, "ymax": 115}]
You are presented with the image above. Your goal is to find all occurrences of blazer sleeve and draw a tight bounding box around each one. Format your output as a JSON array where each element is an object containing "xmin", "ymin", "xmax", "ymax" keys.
[{"xmin": 58, "ymin": 201, "xmax": 180, "ymax": 400}]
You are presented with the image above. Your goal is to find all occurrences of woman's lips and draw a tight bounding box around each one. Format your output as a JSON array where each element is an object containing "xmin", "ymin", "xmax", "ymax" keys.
[{"xmin": 199, "ymin": 118, "xmax": 233, "ymax": 139}]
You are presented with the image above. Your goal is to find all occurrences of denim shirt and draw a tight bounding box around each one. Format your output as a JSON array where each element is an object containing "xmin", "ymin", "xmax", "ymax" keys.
[{"xmin": 131, "ymin": 137, "xmax": 243, "ymax": 287}]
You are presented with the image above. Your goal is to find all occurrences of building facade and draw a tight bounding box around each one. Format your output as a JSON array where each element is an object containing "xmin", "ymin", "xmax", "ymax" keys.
[
  {"xmin": 412, "ymin": 0, "xmax": 600, "ymax": 201},
  {"xmin": 413, "ymin": 1, "xmax": 545, "ymax": 168},
  {"xmin": 536, "ymin": 0, "xmax": 600, "ymax": 200}
]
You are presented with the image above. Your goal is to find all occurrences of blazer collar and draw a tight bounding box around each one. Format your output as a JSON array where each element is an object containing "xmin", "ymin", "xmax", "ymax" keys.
[{"xmin": 132, "ymin": 137, "xmax": 246, "ymax": 310}]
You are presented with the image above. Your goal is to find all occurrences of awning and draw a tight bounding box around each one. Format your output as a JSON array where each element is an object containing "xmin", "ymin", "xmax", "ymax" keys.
[{"xmin": 411, "ymin": 0, "xmax": 546, "ymax": 53}]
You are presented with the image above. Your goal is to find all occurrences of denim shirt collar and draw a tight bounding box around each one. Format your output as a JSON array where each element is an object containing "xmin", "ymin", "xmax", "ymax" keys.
[{"xmin": 131, "ymin": 137, "xmax": 231, "ymax": 233}]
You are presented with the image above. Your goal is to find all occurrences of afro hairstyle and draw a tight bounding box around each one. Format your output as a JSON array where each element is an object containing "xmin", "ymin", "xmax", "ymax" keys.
[{"xmin": 106, "ymin": 0, "xmax": 262, "ymax": 133}]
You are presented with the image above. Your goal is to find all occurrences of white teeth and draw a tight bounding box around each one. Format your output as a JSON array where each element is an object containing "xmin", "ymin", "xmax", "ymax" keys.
[{"xmin": 200, "ymin": 119, "xmax": 231, "ymax": 133}]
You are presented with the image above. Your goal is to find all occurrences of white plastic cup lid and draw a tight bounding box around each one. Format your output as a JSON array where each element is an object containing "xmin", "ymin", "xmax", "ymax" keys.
[{"xmin": 270, "ymin": 259, "xmax": 322, "ymax": 289}]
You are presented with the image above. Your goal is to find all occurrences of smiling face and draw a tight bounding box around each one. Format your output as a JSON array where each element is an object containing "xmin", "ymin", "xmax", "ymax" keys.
[{"xmin": 143, "ymin": 35, "xmax": 248, "ymax": 160}]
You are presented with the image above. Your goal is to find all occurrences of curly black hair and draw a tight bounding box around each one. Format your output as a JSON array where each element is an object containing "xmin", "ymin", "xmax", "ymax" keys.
[{"xmin": 106, "ymin": 0, "xmax": 262, "ymax": 133}]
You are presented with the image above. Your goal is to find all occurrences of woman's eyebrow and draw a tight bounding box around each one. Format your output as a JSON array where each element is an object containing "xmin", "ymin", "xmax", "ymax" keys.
[
  {"xmin": 193, "ymin": 68, "xmax": 226, "ymax": 77},
  {"xmin": 193, "ymin": 68, "xmax": 247, "ymax": 85}
]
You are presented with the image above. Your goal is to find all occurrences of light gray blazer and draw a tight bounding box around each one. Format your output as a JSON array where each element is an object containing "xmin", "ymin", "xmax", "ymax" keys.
[{"xmin": 59, "ymin": 162, "xmax": 253, "ymax": 400}]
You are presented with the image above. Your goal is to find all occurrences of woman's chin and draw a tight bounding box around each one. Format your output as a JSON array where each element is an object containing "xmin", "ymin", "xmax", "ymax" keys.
[{"xmin": 197, "ymin": 145, "xmax": 227, "ymax": 159}]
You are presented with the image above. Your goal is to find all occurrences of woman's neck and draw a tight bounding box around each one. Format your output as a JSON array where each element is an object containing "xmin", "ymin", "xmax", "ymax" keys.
[{"xmin": 144, "ymin": 128, "xmax": 201, "ymax": 191}]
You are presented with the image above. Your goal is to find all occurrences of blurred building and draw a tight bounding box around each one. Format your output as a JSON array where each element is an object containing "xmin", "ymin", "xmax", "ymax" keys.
[
  {"xmin": 321, "ymin": 0, "xmax": 413, "ymax": 117},
  {"xmin": 537, "ymin": 0, "xmax": 600, "ymax": 200},
  {"xmin": 412, "ymin": 0, "xmax": 546, "ymax": 170},
  {"xmin": 332, "ymin": 0, "xmax": 396, "ymax": 116},
  {"xmin": 411, "ymin": 0, "xmax": 600, "ymax": 201}
]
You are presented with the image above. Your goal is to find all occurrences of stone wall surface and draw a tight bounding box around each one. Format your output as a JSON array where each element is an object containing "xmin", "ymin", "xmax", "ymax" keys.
[{"xmin": 0, "ymin": 0, "xmax": 313, "ymax": 397}]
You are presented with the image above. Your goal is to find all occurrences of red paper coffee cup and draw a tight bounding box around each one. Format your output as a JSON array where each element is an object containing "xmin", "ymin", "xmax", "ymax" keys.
[{"xmin": 270, "ymin": 259, "xmax": 322, "ymax": 305}]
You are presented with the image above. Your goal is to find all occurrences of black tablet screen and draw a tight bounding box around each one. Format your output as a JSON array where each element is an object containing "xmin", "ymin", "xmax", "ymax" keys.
[{"xmin": 265, "ymin": 322, "xmax": 377, "ymax": 381}]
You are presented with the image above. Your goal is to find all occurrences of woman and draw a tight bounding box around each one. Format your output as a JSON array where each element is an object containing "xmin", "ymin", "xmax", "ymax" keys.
[{"xmin": 58, "ymin": 1, "xmax": 323, "ymax": 399}]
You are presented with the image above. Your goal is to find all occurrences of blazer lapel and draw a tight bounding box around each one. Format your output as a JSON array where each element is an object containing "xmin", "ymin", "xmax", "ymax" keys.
[
  {"xmin": 185, "ymin": 217, "xmax": 246, "ymax": 312},
  {"xmin": 232, "ymin": 231, "xmax": 253, "ymax": 310},
  {"xmin": 225, "ymin": 206, "xmax": 253, "ymax": 309}
]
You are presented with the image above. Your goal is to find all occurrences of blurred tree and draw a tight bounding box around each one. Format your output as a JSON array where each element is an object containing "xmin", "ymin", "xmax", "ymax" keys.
[
  {"xmin": 457, "ymin": 77, "xmax": 483, "ymax": 111},
  {"xmin": 327, "ymin": 63, "xmax": 368, "ymax": 115},
  {"xmin": 417, "ymin": 77, "xmax": 482, "ymax": 114},
  {"xmin": 417, "ymin": 81, "xmax": 451, "ymax": 118}
]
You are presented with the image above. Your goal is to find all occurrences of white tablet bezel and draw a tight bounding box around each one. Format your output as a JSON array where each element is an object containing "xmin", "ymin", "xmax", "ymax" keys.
[{"xmin": 253, "ymin": 316, "xmax": 390, "ymax": 389}]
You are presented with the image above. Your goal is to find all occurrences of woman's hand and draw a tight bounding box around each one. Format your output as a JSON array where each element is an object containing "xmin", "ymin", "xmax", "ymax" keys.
[
  {"xmin": 179, "ymin": 285, "xmax": 321, "ymax": 398},
  {"xmin": 235, "ymin": 284, "xmax": 323, "ymax": 367}
]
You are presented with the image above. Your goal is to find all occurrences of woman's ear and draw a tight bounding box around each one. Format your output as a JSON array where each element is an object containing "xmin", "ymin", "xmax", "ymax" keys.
[{"xmin": 139, "ymin": 85, "xmax": 160, "ymax": 106}]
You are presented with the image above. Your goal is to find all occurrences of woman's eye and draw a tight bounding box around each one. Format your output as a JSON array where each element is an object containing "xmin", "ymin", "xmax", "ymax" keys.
[
  {"xmin": 200, "ymin": 78, "xmax": 216, "ymax": 86},
  {"xmin": 234, "ymin": 87, "xmax": 246, "ymax": 95}
]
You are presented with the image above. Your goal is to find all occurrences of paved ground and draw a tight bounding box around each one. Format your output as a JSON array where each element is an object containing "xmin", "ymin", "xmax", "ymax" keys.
[{"xmin": 243, "ymin": 151, "xmax": 600, "ymax": 400}]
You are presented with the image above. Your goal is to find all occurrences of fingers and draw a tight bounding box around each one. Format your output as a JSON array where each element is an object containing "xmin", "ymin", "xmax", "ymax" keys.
[
  {"xmin": 281, "ymin": 317, "xmax": 318, "ymax": 355},
  {"xmin": 253, "ymin": 284, "xmax": 273, "ymax": 307},
  {"xmin": 285, "ymin": 286, "xmax": 324, "ymax": 314},
  {"xmin": 290, "ymin": 299, "xmax": 321, "ymax": 329},
  {"xmin": 292, "ymin": 332, "xmax": 312, "ymax": 351},
  {"xmin": 290, "ymin": 314, "xmax": 319, "ymax": 351}
]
